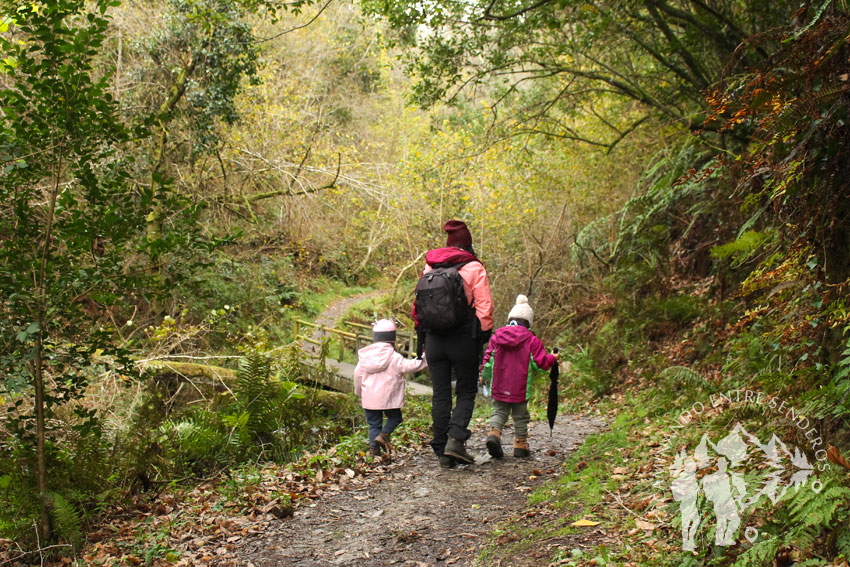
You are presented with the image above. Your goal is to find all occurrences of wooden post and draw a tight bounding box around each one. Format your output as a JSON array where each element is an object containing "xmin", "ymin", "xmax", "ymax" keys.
[
  {"xmin": 294, "ymin": 319, "xmax": 300, "ymax": 341},
  {"xmin": 338, "ymin": 333, "xmax": 345, "ymax": 361},
  {"xmin": 408, "ymin": 333, "xmax": 414, "ymax": 358}
]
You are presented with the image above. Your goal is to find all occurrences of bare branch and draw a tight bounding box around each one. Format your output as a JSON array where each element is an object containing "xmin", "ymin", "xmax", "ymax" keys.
[
  {"xmin": 481, "ymin": 0, "xmax": 554, "ymax": 21},
  {"xmin": 253, "ymin": 0, "xmax": 334, "ymax": 44}
]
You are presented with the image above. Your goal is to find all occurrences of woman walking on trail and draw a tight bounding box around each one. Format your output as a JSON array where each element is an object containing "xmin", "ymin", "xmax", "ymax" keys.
[
  {"xmin": 413, "ymin": 220, "xmax": 493, "ymax": 467},
  {"xmin": 354, "ymin": 319, "xmax": 428, "ymax": 459}
]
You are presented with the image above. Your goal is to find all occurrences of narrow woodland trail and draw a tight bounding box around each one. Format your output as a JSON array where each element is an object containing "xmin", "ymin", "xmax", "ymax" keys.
[
  {"xmin": 302, "ymin": 290, "xmax": 384, "ymax": 354},
  {"xmin": 237, "ymin": 417, "xmax": 605, "ymax": 567}
]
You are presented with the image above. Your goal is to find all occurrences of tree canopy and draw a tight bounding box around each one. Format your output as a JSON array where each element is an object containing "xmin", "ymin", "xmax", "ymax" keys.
[{"xmin": 363, "ymin": 0, "xmax": 796, "ymax": 147}]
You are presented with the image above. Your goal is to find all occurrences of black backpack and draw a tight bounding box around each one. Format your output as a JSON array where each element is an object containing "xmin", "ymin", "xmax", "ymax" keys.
[{"xmin": 415, "ymin": 261, "xmax": 473, "ymax": 332}]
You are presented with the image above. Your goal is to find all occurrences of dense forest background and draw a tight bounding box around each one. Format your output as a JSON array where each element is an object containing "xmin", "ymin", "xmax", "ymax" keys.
[{"xmin": 2, "ymin": 0, "xmax": 850, "ymax": 565}]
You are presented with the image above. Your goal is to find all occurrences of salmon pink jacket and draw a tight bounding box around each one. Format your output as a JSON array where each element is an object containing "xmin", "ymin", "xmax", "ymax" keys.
[
  {"xmin": 354, "ymin": 342, "xmax": 428, "ymax": 410},
  {"xmin": 415, "ymin": 247, "xmax": 494, "ymax": 332}
]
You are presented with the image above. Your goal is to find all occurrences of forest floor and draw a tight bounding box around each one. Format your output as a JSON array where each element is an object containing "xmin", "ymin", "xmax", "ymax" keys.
[{"xmin": 236, "ymin": 416, "xmax": 606, "ymax": 567}]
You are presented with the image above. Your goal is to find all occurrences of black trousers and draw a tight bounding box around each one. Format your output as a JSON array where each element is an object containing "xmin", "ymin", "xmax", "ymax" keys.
[{"xmin": 425, "ymin": 330, "xmax": 479, "ymax": 456}]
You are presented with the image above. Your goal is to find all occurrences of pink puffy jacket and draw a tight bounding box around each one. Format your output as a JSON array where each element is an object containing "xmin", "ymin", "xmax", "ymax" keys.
[{"xmin": 353, "ymin": 342, "xmax": 428, "ymax": 410}]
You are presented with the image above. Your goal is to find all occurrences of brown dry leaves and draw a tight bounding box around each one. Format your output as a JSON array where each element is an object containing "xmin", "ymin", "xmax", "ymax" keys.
[{"xmin": 48, "ymin": 442, "xmax": 423, "ymax": 567}]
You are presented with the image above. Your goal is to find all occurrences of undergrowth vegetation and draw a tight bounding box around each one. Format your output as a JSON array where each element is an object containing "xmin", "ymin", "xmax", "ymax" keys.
[{"xmin": 477, "ymin": 7, "xmax": 850, "ymax": 564}]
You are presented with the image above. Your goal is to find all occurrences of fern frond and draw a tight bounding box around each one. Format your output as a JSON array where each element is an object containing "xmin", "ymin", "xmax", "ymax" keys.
[
  {"xmin": 162, "ymin": 413, "xmax": 227, "ymax": 463},
  {"xmin": 235, "ymin": 353, "xmax": 278, "ymax": 442},
  {"xmin": 658, "ymin": 365, "xmax": 713, "ymax": 392},
  {"xmin": 733, "ymin": 536, "xmax": 781, "ymax": 567},
  {"xmin": 836, "ymin": 523, "xmax": 850, "ymax": 557},
  {"xmin": 49, "ymin": 491, "xmax": 83, "ymax": 547}
]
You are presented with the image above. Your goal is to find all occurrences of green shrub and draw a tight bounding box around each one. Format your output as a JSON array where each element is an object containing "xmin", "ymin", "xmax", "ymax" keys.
[
  {"xmin": 566, "ymin": 344, "xmax": 611, "ymax": 398},
  {"xmin": 711, "ymin": 230, "xmax": 773, "ymax": 267}
]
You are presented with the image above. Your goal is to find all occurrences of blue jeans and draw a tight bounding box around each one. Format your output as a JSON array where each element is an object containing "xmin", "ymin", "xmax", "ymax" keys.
[{"xmin": 364, "ymin": 408, "xmax": 403, "ymax": 449}]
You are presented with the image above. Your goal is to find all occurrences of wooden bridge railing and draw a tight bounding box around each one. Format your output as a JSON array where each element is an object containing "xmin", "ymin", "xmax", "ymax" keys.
[
  {"xmin": 341, "ymin": 321, "xmax": 418, "ymax": 358},
  {"xmin": 294, "ymin": 319, "xmax": 419, "ymax": 361}
]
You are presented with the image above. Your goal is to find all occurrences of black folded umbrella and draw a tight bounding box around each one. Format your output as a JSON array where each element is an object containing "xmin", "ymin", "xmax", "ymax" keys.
[{"xmin": 548, "ymin": 348, "xmax": 560, "ymax": 437}]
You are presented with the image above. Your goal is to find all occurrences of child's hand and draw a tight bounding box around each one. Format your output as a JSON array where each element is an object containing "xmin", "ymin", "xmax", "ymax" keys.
[{"xmin": 553, "ymin": 352, "xmax": 561, "ymax": 362}]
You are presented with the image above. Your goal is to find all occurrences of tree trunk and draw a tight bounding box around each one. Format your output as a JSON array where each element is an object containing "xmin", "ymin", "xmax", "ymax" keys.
[
  {"xmin": 32, "ymin": 158, "xmax": 62, "ymax": 541},
  {"xmin": 33, "ymin": 333, "xmax": 51, "ymax": 541},
  {"xmin": 147, "ymin": 54, "xmax": 197, "ymax": 246}
]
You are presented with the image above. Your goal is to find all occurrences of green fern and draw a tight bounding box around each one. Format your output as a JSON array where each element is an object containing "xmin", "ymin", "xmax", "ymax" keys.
[
  {"xmin": 779, "ymin": 478, "xmax": 850, "ymax": 559},
  {"xmin": 710, "ymin": 230, "xmax": 774, "ymax": 267},
  {"xmin": 836, "ymin": 523, "xmax": 850, "ymax": 557},
  {"xmin": 162, "ymin": 412, "xmax": 228, "ymax": 464},
  {"xmin": 773, "ymin": 85, "xmax": 849, "ymax": 135},
  {"xmin": 733, "ymin": 535, "xmax": 781, "ymax": 567},
  {"xmin": 49, "ymin": 491, "xmax": 83, "ymax": 548},
  {"xmin": 658, "ymin": 365, "xmax": 713, "ymax": 392},
  {"xmin": 234, "ymin": 353, "xmax": 277, "ymax": 440}
]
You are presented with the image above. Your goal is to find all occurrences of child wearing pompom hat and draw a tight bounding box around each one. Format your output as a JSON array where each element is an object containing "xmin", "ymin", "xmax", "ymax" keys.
[
  {"xmin": 354, "ymin": 319, "xmax": 428, "ymax": 458},
  {"xmin": 479, "ymin": 295, "xmax": 559, "ymax": 458}
]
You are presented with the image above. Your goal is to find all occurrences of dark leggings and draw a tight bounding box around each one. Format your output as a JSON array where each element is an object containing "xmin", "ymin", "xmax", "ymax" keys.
[
  {"xmin": 425, "ymin": 331, "xmax": 479, "ymax": 456},
  {"xmin": 364, "ymin": 408, "xmax": 403, "ymax": 449}
]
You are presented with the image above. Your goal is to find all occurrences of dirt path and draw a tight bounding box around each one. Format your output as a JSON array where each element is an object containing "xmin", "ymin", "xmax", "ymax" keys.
[
  {"xmin": 303, "ymin": 290, "xmax": 384, "ymax": 354},
  {"xmin": 238, "ymin": 417, "xmax": 605, "ymax": 567}
]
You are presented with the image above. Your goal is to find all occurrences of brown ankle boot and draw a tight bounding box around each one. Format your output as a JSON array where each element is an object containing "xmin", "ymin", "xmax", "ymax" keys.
[
  {"xmin": 514, "ymin": 436, "xmax": 530, "ymax": 458},
  {"xmin": 486, "ymin": 428, "xmax": 504, "ymax": 459},
  {"xmin": 375, "ymin": 432, "xmax": 392, "ymax": 455}
]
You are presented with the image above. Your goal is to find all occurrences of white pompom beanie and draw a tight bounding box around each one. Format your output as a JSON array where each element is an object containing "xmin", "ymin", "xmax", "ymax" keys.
[{"xmin": 507, "ymin": 294, "xmax": 534, "ymax": 326}]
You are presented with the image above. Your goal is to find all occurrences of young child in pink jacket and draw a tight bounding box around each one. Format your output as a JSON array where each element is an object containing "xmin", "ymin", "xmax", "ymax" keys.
[
  {"xmin": 354, "ymin": 319, "xmax": 428, "ymax": 457},
  {"xmin": 480, "ymin": 295, "xmax": 559, "ymax": 458}
]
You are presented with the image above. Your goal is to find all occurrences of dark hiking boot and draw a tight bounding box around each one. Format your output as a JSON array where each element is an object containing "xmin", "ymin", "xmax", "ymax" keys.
[
  {"xmin": 369, "ymin": 445, "xmax": 382, "ymax": 457},
  {"xmin": 438, "ymin": 454, "xmax": 457, "ymax": 469},
  {"xmin": 375, "ymin": 432, "xmax": 392, "ymax": 455},
  {"xmin": 486, "ymin": 428, "xmax": 504, "ymax": 459},
  {"xmin": 445, "ymin": 437, "xmax": 475, "ymax": 464},
  {"xmin": 514, "ymin": 437, "xmax": 530, "ymax": 458}
]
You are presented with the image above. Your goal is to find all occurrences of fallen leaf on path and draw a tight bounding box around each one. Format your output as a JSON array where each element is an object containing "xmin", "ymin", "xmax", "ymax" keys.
[
  {"xmin": 571, "ymin": 519, "xmax": 601, "ymax": 527},
  {"xmin": 827, "ymin": 445, "xmax": 850, "ymax": 470},
  {"xmin": 634, "ymin": 519, "xmax": 655, "ymax": 531}
]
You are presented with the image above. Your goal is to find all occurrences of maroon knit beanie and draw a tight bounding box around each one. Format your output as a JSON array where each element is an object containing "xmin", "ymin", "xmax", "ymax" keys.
[{"xmin": 444, "ymin": 220, "xmax": 472, "ymax": 248}]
